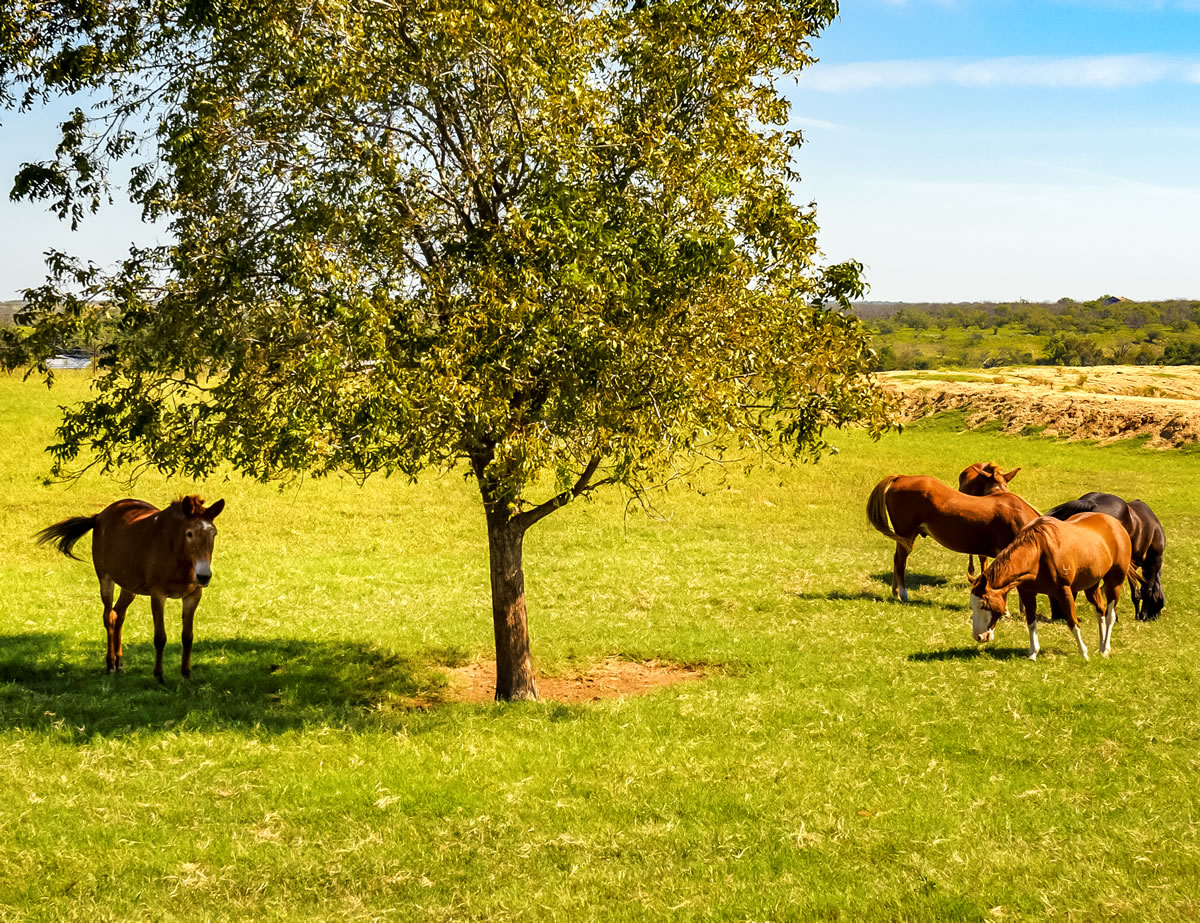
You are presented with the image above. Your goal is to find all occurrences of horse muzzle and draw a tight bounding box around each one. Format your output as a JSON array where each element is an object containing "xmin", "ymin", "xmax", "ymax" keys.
[
  {"xmin": 195, "ymin": 563, "xmax": 212, "ymax": 588},
  {"xmin": 974, "ymin": 629, "xmax": 994, "ymax": 644}
]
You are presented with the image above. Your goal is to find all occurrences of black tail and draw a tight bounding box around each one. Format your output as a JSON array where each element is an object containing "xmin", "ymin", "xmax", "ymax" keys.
[{"xmin": 34, "ymin": 516, "xmax": 97, "ymax": 561}]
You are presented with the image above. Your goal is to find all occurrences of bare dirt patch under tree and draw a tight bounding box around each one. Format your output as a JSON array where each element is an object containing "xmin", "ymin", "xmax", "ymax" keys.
[{"xmin": 443, "ymin": 658, "xmax": 709, "ymax": 704}]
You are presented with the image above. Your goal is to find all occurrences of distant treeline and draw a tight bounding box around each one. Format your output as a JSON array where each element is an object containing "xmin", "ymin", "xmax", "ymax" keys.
[{"xmin": 858, "ymin": 297, "xmax": 1200, "ymax": 370}]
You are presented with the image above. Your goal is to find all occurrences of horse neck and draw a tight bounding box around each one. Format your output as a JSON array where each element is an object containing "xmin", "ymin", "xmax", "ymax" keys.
[{"xmin": 987, "ymin": 534, "xmax": 1040, "ymax": 593}]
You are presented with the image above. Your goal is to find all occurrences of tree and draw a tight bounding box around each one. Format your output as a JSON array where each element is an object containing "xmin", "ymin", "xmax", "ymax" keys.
[{"xmin": 2, "ymin": 0, "xmax": 892, "ymax": 699}]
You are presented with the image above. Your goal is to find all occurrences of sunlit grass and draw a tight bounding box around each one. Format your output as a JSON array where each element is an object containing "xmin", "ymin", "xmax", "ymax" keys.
[{"xmin": 1, "ymin": 371, "xmax": 1198, "ymax": 919}]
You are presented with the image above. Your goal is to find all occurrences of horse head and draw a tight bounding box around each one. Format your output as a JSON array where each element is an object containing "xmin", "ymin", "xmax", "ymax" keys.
[
  {"xmin": 958, "ymin": 462, "xmax": 1021, "ymax": 497},
  {"xmin": 968, "ymin": 572, "xmax": 1009, "ymax": 643},
  {"xmin": 174, "ymin": 496, "xmax": 225, "ymax": 588}
]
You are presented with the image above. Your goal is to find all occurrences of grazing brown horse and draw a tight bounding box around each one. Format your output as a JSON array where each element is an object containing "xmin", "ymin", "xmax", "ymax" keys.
[
  {"xmin": 957, "ymin": 461, "xmax": 1024, "ymax": 574},
  {"xmin": 867, "ymin": 474, "xmax": 1039, "ymax": 602},
  {"xmin": 36, "ymin": 496, "xmax": 225, "ymax": 682},
  {"xmin": 969, "ymin": 512, "xmax": 1134, "ymax": 661}
]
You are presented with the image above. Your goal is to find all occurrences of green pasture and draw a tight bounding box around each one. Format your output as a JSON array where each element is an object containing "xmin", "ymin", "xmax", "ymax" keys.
[{"xmin": 1, "ymin": 372, "xmax": 1198, "ymax": 920}]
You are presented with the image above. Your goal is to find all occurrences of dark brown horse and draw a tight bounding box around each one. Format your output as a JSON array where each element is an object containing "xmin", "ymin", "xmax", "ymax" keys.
[
  {"xmin": 969, "ymin": 512, "xmax": 1134, "ymax": 661},
  {"xmin": 36, "ymin": 496, "xmax": 225, "ymax": 682},
  {"xmin": 867, "ymin": 474, "xmax": 1039, "ymax": 602},
  {"xmin": 1046, "ymin": 492, "xmax": 1165, "ymax": 620}
]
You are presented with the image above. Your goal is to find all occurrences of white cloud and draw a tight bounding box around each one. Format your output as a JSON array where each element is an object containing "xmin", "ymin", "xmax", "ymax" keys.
[
  {"xmin": 798, "ymin": 54, "xmax": 1200, "ymax": 91},
  {"xmin": 790, "ymin": 116, "xmax": 849, "ymax": 131}
]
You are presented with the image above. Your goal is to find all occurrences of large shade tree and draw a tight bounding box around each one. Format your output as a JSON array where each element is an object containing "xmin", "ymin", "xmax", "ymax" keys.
[{"xmin": 2, "ymin": 0, "xmax": 892, "ymax": 699}]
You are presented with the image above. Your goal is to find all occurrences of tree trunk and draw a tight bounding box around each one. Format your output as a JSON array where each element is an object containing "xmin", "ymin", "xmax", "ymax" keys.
[{"xmin": 485, "ymin": 511, "xmax": 538, "ymax": 701}]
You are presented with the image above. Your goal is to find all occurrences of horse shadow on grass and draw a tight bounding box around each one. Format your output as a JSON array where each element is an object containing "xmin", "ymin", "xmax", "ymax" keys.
[
  {"xmin": 868, "ymin": 571, "xmax": 952, "ymax": 591},
  {"xmin": 907, "ymin": 646, "xmax": 1032, "ymax": 663},
  {"xmin": 791, "ymin": 572, "xmax": 954, "ymax": 609},
  {"xmin": 789, "ymin": 589, "xmax": 944, "ymax": 609},
  {"xmin": 0, "ymin": 632, "xmax": 466, "ymax": 741}
]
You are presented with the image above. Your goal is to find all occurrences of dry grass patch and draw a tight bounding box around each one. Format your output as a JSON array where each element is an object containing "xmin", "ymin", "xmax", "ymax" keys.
[{"xmin": 883, "ymin": 365, "xmax": 1200, "ymax": 447}]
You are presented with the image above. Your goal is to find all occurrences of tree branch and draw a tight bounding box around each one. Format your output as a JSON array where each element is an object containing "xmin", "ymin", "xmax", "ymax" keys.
[{"xmin": 513, "ymin": 455, "xmax": 605, "ymax": 531}]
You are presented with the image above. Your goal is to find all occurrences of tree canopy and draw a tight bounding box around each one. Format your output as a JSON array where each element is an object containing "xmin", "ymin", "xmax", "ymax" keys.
[{"xmin": 3, "ymin": 0, "xmax": 892, "ymax": 698}]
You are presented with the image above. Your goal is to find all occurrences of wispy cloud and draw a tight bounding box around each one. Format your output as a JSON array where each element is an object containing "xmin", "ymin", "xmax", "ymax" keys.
[
  {"xmin": 790, "ymin": 116, "xmax": 849, "ymax": 131},
  {"xmin": 799, "ymin": 54, "xmax": 1200, "ymax": 91}
]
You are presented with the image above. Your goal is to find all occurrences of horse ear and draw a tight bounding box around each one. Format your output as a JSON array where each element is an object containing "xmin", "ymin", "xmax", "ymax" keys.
[
  {"xmin": 970, "ymin": 572, "xmax": 987, "ymax": 592},
  {"xmin": 182, "ymin": 495, "xmax": 204, "ymax": 518},
  {"xmin": 1002, "ymin": 467, "xmax": 1021, "ymax": 483},
  {"xmin": 204, "ymin": 499, "xmax": 225, "ymax": 521}
]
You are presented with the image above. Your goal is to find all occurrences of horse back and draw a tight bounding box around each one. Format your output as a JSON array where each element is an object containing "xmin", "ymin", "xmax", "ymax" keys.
[
  {"xmin": 1127, "ymin": 500, "xmax": 1165, "ymax": 555},
  {"xmin": 1062, "ymin": 512, "xmax": 1132, "ymax": 576},
  {"xmin": 91, "ymin": 499, "xmax": 165, "ymax": 590},
  {"xmin": 1046, "ymin": 492, "xmax": 1127, "ymax": 523},
  {"xmin": 886, "ymin": 475, "xmax": 1038, "ymax": 554}
]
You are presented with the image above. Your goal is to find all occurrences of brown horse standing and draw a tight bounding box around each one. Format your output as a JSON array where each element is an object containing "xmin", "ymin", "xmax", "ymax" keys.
[
  {"xmin": 958, "ymin": 461, "xmax": 1022, "ymax": 497},
  {"xmin": 969, "ymin": 512, "xmax": 1134, "ymax": 661},
  {"xmin": 36, "ymin": 496, "xmax": 225, "ymax": 682},
  {"xmin": 867, "ymin": 473, "xmax": 1039, "ymax": 602},
  {"xmin": 957, "ymin": 461, "xmax": 1024, "ymax": 575}
]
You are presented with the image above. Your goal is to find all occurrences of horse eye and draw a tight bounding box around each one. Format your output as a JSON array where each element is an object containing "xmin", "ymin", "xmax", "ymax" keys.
[{"xmin": 186, "ymin": 531, "xmax": 194, "ymax": 539}]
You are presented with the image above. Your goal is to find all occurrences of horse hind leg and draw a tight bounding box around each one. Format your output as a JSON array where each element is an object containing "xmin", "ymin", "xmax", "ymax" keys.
[
  {"xmin": 112, "ymin": 588, "xmax": 135, "ymax": 672},
  {"xmin": 98, "ymin": 575, "xmax": 117, "ymax": 673},
  {"xmin": 1083, "ymin": 585, "xmax": 1109, "ymax": 656},
  {"xmin": 1101, "ymin": 580, "xmax": 1121, "ymax": 656},
  {"xmin": 1054, "ymin": 589, "xmax": 1088, "ymax": 661},
  {"xmin": 893, "ymin": 542, "xmax": 912, "ymax": 603}
]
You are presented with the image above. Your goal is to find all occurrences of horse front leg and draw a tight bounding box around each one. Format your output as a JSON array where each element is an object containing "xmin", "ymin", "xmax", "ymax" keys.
[
  {"xmin": 112, "ymin": 588, "xmax": 135, "ymax": 672},
  {"xmin": 1019, "ymin": 587, "xmax": 1040, "ymax": 660},
  {"xmin": 893, "ymin": 543, "xmax": 911, "ymax": 603},
  {"xmin": 1053, "ymin": 588, "xmax": 1088, "ymax": 661},
  {"xmin": 98, "ymin": 576, "xmax": 116, "ymax": 673},
  {"xmin": 180, "ymin": 588, "xmax": 202, "ymax": 679},
  {"xmin": 150, "ymin": 592, "xmax": 168, "ymax": 684}
]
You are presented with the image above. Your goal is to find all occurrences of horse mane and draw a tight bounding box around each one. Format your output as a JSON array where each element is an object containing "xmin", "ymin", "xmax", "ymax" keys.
[
  {"xmin": 1044, "ymin": 497, "xmax": 1097, "ymax": 520},
  {"xmin": 989, "ymin": 516, "xmax": 1055, "ymax": 582}
]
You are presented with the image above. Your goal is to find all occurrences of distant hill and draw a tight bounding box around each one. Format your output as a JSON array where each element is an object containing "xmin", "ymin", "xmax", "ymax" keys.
[{"xmin": 0, "ymin": 302, "xmax": 23, "ymax": 327}]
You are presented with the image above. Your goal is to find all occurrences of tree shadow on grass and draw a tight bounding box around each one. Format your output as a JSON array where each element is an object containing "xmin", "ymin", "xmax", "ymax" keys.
[
  {"xmin": 0, "ymin": 632, "xmax": 463, "ymax": 741},
  {"xmin": 907, "ymin": 646, "xmax": 1032, "ymax": 662}
]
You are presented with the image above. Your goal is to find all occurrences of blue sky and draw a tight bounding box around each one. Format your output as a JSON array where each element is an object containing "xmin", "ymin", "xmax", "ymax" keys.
[
  {"xmin": 2, "ymin": 0, "xmax": 1198, "ymax": 302},
  {"xmin": 789, "ymin": 0, "xmax": 1200, "ymax": 301}
]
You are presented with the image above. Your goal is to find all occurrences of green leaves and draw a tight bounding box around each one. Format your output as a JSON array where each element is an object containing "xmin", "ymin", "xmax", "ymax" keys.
[{"xmin": 2, "ymin": 0, "xmax": 893, "ymax": 511}]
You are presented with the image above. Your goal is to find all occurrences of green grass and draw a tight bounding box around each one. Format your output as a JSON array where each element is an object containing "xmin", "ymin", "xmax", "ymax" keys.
[{"xmin": 2, "ymin": 372, "xmax": 1199, "ymax": 920}]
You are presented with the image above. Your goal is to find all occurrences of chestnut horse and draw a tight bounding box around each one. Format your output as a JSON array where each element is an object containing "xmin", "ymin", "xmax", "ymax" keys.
[
  {"xmin": 36, "ymin": 495, "xmax": 225, "ymax": 682},
  {"xmin": 867, "ymin": 473, "xmax": 1039, "ymax": 602},
  {"xmin": 957, "ymin": 461, "xmax": 1023, "ymax": 574},
  {"xmin": 1046, "ymin": 492, "xmax": 1165, "ymax": 620},
  {"xmin": 958, "ymin": 462, "xmax": 1022, "ymax": 497},
  {"xmin": 969, "ymin": 512, "xmax": 1134, "ymax": 661}
]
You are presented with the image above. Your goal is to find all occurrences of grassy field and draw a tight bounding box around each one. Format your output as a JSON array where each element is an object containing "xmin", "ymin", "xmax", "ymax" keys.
[{"xmin": 1, "ymin": 372, "xmax": 1198, "ymax": 921}]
